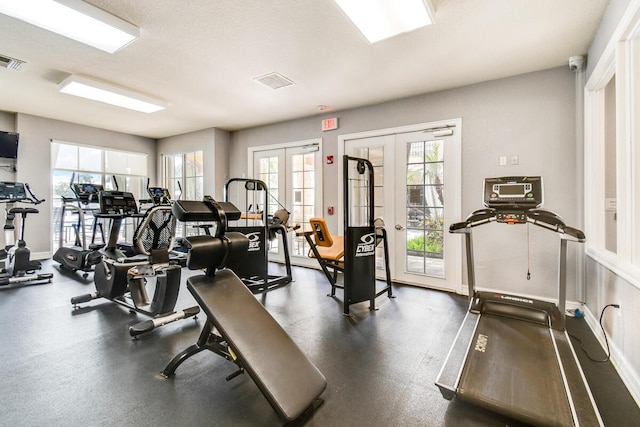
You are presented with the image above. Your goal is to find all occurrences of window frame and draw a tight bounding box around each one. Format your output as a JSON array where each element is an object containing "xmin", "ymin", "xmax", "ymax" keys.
[{"xmin": 584, "ymin": 5, "xmax": 640, "ymax": 288}]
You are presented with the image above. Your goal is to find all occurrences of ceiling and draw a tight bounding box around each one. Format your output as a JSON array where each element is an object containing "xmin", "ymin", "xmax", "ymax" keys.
[{"xmin": 0, "ymin": 0, "xmax": 609, "ymax": 139}]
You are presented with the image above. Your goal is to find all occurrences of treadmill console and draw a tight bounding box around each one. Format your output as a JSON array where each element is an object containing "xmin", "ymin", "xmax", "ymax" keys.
[
  {"xmin": 483, "ymin": 177, "xmax": 543, "ymax": 224},
  {"xmin": 98, "ymin": 190, "xmax": 138, "ymax": 216}
]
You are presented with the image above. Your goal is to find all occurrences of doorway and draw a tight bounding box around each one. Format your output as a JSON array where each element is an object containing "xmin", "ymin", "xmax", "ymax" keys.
[
  {"xmin": 249, "ymin": 139, "xmax": 322, "ymax": 268},
  {"xmin": 340, "ymin": 120, "xmax": 462, "ymax": 293}
]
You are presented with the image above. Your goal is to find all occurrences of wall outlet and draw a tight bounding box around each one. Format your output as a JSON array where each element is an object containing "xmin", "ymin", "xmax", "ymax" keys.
[{"xmin": 510, "ymin": 155, "xmax": 519, "ymax": 165}]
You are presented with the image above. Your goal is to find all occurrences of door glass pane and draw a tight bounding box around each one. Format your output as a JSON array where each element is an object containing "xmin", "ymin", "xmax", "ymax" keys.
[
  {"xmin": 405, "ymin": 140, "xmax": 444, "ymax": 278},
  {"xmin": 348, "ymin": 145, "xmax": 388, "ymax": 274}
]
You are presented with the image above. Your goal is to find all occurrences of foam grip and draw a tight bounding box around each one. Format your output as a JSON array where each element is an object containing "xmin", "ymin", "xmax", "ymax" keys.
[
  {"xmin": 71, "ymin": 293, "xmax": 94, "ymax": 304},
  {"xmin": 129, "ymin": 320, "xmax": 154, "ymax": 337},
  {"xmin": 183, "ymin": 306, "xmax": 200, "ymax": 317}
]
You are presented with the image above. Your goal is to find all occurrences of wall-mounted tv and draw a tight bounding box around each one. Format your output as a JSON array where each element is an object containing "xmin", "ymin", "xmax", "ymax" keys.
[{"xmin": 0, "ymin": 131, "xmax": 19, "ymax": 159}]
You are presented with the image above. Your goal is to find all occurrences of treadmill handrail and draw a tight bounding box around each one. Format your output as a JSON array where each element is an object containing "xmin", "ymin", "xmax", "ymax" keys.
[{"xmin": 449, "ymin": 207, "xmax": 585, "ymax": 242}]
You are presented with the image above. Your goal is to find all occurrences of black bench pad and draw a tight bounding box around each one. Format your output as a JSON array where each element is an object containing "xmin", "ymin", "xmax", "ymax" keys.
[{"xmin": 188, "ymin": 269, "xmax": 327, "ymax": 421}]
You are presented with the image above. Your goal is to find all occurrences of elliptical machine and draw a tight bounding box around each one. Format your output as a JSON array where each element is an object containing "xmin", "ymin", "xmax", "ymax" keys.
[
  {"xmin": 0, "ymin": 181, "xmax": 53, "ymax": 287},
  {"xmin": 53, "ymin": 174, "xmax": 105, "ymax": 278}
]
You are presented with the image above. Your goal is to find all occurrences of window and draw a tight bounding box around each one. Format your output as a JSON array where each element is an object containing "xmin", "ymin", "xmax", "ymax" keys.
[
  {"xmin": 162, "ymin": 151, "xmax": 203, "ymax": 201},
  {"xmin": 162, "ymin": 151, "xmax": 204, "ymax": 237},
  {"xmin": 51, "ymin": 141, "xmax": 148, "ymax": 250},
  {"xmin": 585, "ymin": 22, "xmax": 640, "ymax": 279}
]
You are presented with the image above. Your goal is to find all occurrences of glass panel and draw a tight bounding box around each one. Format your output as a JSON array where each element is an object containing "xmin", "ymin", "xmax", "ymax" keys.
[
  {"xmin": 406, "ymin": 228, "xmax": 425, "ymax": 274},
  {"xmin": 368, "ymin": 146, "xmax": 384, "ymax": 166},
  {"xmin": 404, "ymin": 139, "xmax": 445, "ymax": 279},
  {"xmin": 53, "ymin": 170, "xmax": 75, "ymax": 199},
  {"xmin": 425, "ymin": 140, "xmax": 443, "ymax": 162},
  {"xmin": 424, "ymin": 163, "xmax": 444, "ymax": 185},
  {"xmin": 184, "ymin": 152, "xmax": 196, "ymax": 177},
  {"xmin": 53, "ymin": 143, "xmax": 78, "ymax": 170},
  {"xmin": 78, "ymin": 146, "xmax": 102, "ymax": 172},
  {"xmin": 303, "ymin": 171, "xmax": 315, "ymax": 188},
  {"xmin": 292, "ymin": 154, "xmax": 303, "ymax": 171},
  {"xmin": 406, "ymin": 164, "xmax": 424, "ymax": 185},
  {"xmin": 194, "ymin": 151, "xmax": 204, "ymax": 175},
  {"xmin": 407, "ymin": 141, "xmax": 424, "ymax": 164},
  {"xmin": 425, "ymin": 185, "xmax": 444, "ymax": 208}
]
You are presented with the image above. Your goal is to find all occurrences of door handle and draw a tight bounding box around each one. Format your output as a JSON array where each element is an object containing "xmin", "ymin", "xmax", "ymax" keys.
[{"xmin": 395, "ymin": 224, "xmax": 404, "ymax": 231}]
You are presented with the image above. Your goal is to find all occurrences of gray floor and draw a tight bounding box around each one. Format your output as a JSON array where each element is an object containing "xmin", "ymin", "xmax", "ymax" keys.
[{"xmin": 1, "ymin": 260, "xmax": 638, "ymax": 426}]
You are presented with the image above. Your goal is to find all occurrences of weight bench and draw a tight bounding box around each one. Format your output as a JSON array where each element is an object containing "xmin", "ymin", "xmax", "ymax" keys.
[{"xmin": 162, "ymin": 199, "xmax": 327, "ymax": 423}]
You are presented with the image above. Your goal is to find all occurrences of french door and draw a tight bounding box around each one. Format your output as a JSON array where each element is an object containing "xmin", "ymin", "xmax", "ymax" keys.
[
  {"xmin": 342, "ymin": 121, "xmax": 462, "ymax": 293},
  {"xmin": 251, "ymin": 140, "xmax": 322, "ymax": 267}
]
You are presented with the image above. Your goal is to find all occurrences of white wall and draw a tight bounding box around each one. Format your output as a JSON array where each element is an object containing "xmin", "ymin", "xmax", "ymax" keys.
[{"xmin": 12, "ymin": 113, "xmax": 156, "ymax": 257}]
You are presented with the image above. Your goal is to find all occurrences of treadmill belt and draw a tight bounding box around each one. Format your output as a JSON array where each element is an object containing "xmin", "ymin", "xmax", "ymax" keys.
[{"xmin": 458, "ymin": 314, "xmax": 573, "ymax": 427}]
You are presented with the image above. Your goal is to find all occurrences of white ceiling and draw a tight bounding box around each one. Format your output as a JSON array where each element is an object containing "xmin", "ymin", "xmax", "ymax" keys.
[{"xmin": 0, "ymin": 0, "xmax": 609, "ymax": 139}]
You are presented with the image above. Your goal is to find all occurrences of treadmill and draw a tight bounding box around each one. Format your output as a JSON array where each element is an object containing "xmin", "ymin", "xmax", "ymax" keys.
[{"xmin": 435, "ymin": 176, "xmax": 603, "ymax": 427}]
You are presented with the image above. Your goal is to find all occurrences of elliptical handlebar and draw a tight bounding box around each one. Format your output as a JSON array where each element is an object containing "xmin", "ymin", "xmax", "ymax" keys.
[
  {"xmin": 0, "ymin": 182, "xmax": 44, "ymax": 205},
  {"xmin": 24, "ymin": 183, "xmax": 45, "ymax": 205}
]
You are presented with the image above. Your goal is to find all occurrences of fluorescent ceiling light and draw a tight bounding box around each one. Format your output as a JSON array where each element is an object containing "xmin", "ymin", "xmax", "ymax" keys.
[
  {"xmin": 0, "ymin": 0, "xmax": 138, "ymax": 53},
  {"xmin": 58, "ymin": 75, "xmax": 167, "ymax": 113},
  {"xmin": 333, "ymin": 0, "xmax": 434, "ymax": 44}
]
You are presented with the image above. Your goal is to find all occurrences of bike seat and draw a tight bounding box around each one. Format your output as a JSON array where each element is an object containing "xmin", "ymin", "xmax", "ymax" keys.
[{"xmin": 9, "ymin": 207, "xmax": 39, "ymax": 215}]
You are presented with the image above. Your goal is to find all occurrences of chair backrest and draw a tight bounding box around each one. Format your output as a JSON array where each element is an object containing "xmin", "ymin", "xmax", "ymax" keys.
[
  {"xmin": 133, "ymin": 205, "xmax": 176, "ymax": 256},
  {"xmin": 309, "ymin": 217, "xmax": 334, "ymax": 247}
]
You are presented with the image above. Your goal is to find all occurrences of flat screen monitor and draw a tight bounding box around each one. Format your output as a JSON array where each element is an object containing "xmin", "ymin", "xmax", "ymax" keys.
[{"xmin": 0, "ymin": 131, "xmax": 19, "ymax": 159}]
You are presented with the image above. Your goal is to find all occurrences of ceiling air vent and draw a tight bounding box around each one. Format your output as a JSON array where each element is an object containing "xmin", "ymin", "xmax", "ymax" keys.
[
  {"xmin": 254, "ymin": 72, "xmax": 294, "ymax": 89},
  {"xmin": 0, "ymin": 54, "xmax": 25, "ymax": 70}
]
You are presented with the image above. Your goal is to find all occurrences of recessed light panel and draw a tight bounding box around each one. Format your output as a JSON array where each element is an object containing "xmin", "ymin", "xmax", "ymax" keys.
[
  {"xmin": 334, "ymin": 0, "xmax": 435, "ymax": 43},
  {"xmin": 0, "ymin": 0, "xmax": 139, "ymax": 53}
]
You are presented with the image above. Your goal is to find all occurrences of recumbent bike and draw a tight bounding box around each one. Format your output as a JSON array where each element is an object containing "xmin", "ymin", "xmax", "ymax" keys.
[{"xmin": 70, "ymin": 190, "xmax": 199, "ymax": 338}]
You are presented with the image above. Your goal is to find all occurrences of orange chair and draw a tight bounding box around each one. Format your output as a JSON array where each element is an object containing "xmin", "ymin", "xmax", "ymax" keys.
[{"xmin": 298, "ymin": 218, "xmax": 344, "ymax": 293}]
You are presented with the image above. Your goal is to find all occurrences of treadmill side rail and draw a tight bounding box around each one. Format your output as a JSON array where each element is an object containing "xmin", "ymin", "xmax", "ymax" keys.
[
  {"xmin": 435, "ymin": 309, "xmax": 480, "ymax": 400},
  {"xmin": 553, "ymin": 329, "xmax": 604, "ymax": 426}
]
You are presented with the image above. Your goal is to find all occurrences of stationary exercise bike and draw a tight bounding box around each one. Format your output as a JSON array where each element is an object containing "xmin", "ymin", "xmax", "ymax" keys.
[
  {"xmin": 0, "ymin": 181, "xmax": 53, "ymax": 287},
  {"xmin": 71, "ymin": 189, "xmax": 199, "ymax": 338}
]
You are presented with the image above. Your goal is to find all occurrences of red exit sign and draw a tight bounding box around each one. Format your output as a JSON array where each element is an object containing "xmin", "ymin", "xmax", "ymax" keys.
[{"xmin": 322, "ymin": 117, "xmax": 338, "ymax": 132}]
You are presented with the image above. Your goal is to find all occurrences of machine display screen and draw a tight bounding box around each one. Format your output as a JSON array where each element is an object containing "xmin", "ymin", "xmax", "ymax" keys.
[
  {"xmin": 499, "ymin": 184, "xmax": 526, "ymax": 196},
  {"xmin": 484, "ymin": 177, "xmax": 543, "ymax": 208}
]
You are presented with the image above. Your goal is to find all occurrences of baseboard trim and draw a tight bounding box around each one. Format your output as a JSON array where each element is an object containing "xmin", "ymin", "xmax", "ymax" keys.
[
  {"xmin": 33, "ymin": 251, "xmax": 52, "ymax": 261},
  {"xmin": 583, "ymin": 305, "xmax": 640, "ymax": 408}
]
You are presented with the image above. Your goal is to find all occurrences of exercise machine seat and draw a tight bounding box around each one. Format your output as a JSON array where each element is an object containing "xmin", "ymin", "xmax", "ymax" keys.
[
  {"xmin": 188, "ymin": 268, "xmax": 327, "ymax": 421},
  {"xmin": 309, "ymin": 217, "xmax": 344, "ymax": 262}
]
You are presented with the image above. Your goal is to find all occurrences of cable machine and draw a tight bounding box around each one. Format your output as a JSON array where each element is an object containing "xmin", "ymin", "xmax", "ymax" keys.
[
  {"xmin": 341, "ymin": 155, "xmax": 393, "ymax": 315},
  {"xmin": 223, "ymin": 178, "xmax": 293, "ymax": 293}
]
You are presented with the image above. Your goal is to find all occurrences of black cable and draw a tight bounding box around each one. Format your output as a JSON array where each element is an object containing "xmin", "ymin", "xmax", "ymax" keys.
[{"xmin": 569, "ymin": 303, "xmax": 620, "ymax": 363}]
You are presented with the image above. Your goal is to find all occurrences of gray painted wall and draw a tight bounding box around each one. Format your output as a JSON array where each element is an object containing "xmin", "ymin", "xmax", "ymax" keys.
[
  {"xmin": 586, "ymin": 0, "xmax": 632, "ymax": 79},
  {"xmin": 231, "ymin": 66, "xmax": 579, "ymax": 301},
  {"xmin": 11, "ymin": 113, "xmax": 156, "ymax": 257}
]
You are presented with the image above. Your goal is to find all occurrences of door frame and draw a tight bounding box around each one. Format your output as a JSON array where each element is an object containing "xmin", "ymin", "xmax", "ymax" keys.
[
  {"xmin": 247, "ymin": 138, "xmax": 323, "ymax": 268},
  {"xmin": 337, "ymin": 118, "xmax": 463, "ymax": 294}
]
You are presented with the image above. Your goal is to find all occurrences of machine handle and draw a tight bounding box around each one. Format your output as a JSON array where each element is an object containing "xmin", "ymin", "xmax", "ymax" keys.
[{"xmin": 563, "ymin": 226, "xmax": 586, "ymax": 242}]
